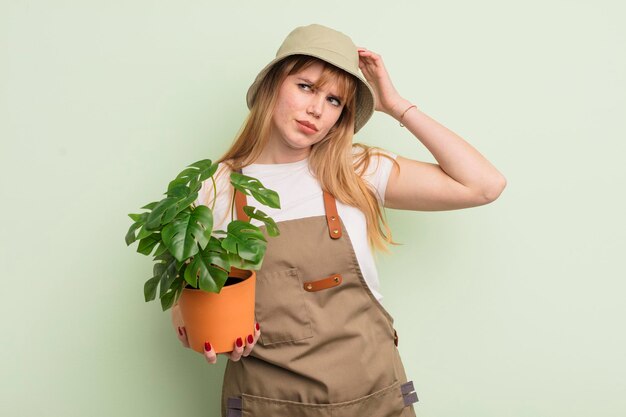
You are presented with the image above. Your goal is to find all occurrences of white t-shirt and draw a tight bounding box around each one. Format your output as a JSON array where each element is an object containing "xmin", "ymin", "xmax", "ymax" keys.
[{"xmin": 195, "ymin": 147, "xmax": 398, "ymax": 304}]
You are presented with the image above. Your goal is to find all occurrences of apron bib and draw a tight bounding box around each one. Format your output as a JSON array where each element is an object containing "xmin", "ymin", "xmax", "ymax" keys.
[{"xmin": 221, "ymin": 187, "xmax": 418, "ymax": 417}]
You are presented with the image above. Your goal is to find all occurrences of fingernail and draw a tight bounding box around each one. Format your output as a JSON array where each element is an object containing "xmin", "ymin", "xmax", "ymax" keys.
[
  {"xmin": 204, "ymin": 341, "xmax": 212, "ymax": 351},
  {"xmin": 255, "ymin": 322, "xmax": 260, "ymax": 331},
  {"xmin": 247, "ymin": 334, "xmax": 253, "ymax": 344},
  {"xmin": 178, "ymin": 327, "xmax": 182, "ymax": 336},
  {"xmin": 236, "ymin": 337, "xmax": 243, "ymax": 348}
]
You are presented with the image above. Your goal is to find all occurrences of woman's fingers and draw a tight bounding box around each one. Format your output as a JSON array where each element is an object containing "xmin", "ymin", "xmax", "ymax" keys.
[
  {"xmin": 177, "ymin": 326, "xmax": 190, "ymax": 348},
  {"xmin": 241, "ymin": 334, "xmax": 254, "ymax": 357},
  {"xmin": 242, "ymin": 322, "xmax": 261, "ymax": 357},
  {"xmin": 228, "ymin": 337, "xmax": 245, "ymax": 362},
  {"xmin": 203, "ymin": 341, "xmax": 218, "ymax": 364},
  {"xmin": 199, "ymin": 322, "xmax": 262, "ymax": 364},
  {"xmin": 230, "ymin": 322, "xmax": 261, "ymax": 361}
]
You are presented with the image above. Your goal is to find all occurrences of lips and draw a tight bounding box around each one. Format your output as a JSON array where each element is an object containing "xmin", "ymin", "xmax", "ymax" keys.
[{"xmin": 296, "ymin": 120, "xmax": 318, "ymax": 132}]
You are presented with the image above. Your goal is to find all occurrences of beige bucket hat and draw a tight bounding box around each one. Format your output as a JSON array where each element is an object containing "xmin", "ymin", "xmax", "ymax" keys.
[{"xmin": 246, "ymin": 23, "xmax": 376, "ymax": 134}]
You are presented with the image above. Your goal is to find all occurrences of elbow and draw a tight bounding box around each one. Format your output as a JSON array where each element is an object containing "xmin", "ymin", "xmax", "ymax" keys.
[{"xmin": 482, "ymin": 175, "xmax": 507, "ymax": 203}]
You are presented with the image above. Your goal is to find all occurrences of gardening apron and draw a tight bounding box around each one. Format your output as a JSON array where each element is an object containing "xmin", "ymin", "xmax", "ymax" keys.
[{"xmin": 221, "ymin": 187, "xmax": 418, "ymax": 417}]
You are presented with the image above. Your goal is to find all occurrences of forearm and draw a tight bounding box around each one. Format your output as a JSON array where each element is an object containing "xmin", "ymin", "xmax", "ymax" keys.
[{"xmin": 389, "ymin": 98, "xmax": 507, "ymax": 199}]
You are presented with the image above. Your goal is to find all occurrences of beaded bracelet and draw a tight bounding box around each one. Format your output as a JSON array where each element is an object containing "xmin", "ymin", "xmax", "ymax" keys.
[{"xmin": 399, "ymin": 104, "xmax": 418, "ymax": 127}]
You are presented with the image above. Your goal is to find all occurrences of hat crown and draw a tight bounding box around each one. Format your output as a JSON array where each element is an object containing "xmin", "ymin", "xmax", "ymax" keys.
[{"xmin": 276, "ymin": 24, "xmax": 359, "ymax": 69}]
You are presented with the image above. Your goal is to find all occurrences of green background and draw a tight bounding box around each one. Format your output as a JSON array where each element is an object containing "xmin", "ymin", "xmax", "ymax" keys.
[{"xmin": 2, "ymin": 1, "xmax": 624, "ymax": 416}]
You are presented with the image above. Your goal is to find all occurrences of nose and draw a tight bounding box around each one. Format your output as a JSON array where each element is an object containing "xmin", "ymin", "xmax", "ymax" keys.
[{"xmin": 306, "ymin": 94, "xmax": 325, "ymax": 118}]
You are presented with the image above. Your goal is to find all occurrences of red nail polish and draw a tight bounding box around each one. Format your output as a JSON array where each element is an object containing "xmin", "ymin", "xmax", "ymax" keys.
[
  {"xmin": 236, "ymin": 337, "xmax": 243, "ymax": 348},
  {"xmin": 204, "ymin": 341, "xmax": 211, "ymax": 351},
  {"xmin": 255, "ymin": 322, "xmax": 260, "ymax": 331},
  {"xmin": 178, "ymin": 327, "xmax": 182, "ymax": 336},
  {"xmin": 247, "ymin": 334, "xmax": 253, "ymax": 344}
]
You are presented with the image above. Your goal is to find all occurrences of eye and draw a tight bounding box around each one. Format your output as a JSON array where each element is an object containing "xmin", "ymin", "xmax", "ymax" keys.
[
  {"xmin": 298, "ymin": 83, "xmax": 312, "ymax": 91},
  {"xmin": 328, "ymin": 96, "xmax": 342, "ymax": 107}
]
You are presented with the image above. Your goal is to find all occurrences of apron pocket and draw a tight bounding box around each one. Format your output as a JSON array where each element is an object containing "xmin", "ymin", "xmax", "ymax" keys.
[
  {"xmin": 240, "ymin": 380, "xmax": 408, "ymax": 417},
  {"xmin": 256, "ymin": 267, "xmax": 313, "ymax": 346}
]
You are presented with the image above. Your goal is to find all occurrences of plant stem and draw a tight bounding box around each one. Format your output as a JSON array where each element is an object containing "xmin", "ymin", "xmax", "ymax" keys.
[
  {"xmin": 210, "ymin": 176, "xmax": 217, "ymax": 212},
  {"xmin": 230, "ymin": 183, "xmax": 236, "ymax": 223}
]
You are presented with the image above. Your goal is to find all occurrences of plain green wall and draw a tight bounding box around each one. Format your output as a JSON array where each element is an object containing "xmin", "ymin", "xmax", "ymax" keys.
[{"xmin": 2, "ymin": 1, "xmax": 624, "ymax": 416}]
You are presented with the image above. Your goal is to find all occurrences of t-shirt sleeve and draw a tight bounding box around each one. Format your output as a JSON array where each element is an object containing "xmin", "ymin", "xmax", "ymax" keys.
[{"xmin": 356, "ymin": 148, "xmax": 398, "ymax": 205}]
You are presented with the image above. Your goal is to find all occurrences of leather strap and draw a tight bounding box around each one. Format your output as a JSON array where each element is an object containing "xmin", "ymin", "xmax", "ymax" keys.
[
  {"xmin": 322, "ymin": 190, "xmax": 342, "ymax": 239},
  {"xmin": 403, "ymin": 392, "xmax": 419, "ymax": 406},
  {"xmin": 400, "ymin": 381, "xmax": 419, "ymax": 406},
  {"xmin": 303, "ymin": 273, "xmax": 343, "ymax": 292},
  {"xmin": 226, "ymin": 410, "xmax": 241, "ymax": 417},
  {"xmin": 227, "ymin": 397, "xmax": 242, "ymax": 409},
  {"xmin": 400, "ymin": 380, "xmax": 414, "ymax": 395},
  {"xmin": 227, "ymin": 396, "xmax": 242, "ymax": 417},
  {"xmin": 233, "ymin": 181, "xmax": 341, "ymax": 240},
  {"xmin": 234, "ymin": 187, "xmax": 249, "ymax": 222}
]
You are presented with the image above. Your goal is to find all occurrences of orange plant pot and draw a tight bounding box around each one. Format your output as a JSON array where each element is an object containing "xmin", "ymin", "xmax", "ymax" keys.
[{"xmin": 177, "ymin": 268, "xmax": 256, "ymax": 354}]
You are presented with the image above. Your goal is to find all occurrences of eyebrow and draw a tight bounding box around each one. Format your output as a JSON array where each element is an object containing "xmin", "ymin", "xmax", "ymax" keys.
[{"xmin": 297, "ymin": 77, "xmax": 342, "ymax": 98}]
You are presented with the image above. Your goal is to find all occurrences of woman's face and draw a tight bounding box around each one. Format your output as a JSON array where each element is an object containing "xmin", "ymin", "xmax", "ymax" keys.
[{"xmin": 267, "ymin": 61, "xmax": 345, "ymax": 161}]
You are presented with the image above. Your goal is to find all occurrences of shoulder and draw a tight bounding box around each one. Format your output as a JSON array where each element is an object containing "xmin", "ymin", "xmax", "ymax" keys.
[
  {"xmin": 351, "ymin": 143, "xmax": 398, "ymax": 179},
  {"xmin": 351, "ymin": 143, "xmax": 398, "ymax": 204}
]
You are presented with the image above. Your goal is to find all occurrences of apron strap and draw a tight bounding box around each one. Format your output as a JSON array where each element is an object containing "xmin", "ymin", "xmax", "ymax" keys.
[
  {"xmin": 234, "ymin": 187, "xmax": 249, "ymax": 222},
  {"xmin": 232, "ymin": 170, "xmax": 341, "ymax": 239},
  {"xmin": 322, "ymin": 189, "xmax": 342, "ymax": 239}
]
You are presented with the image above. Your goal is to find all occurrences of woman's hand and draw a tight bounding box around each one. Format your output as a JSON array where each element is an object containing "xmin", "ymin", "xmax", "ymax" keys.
[
  {"xmin": 173, "ymin": 303, "xmax": 261, "ymax": 364},
  {"xmin": 357, "ymin": 47, "xmax": 408, "ymax": 118},
  {"xmin": 197, "ymin": 322, "xmax": 261, "ymax": 365}
]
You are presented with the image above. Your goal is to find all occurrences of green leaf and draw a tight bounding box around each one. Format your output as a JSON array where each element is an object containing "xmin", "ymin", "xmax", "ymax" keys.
[
  {"xmin": 146, "ymin": 197, "xmax": 179, "ymax": 229},
  {"xmin": 153, "ymin": 241, "xmax": 168, "ymax": 257},
  {"xmin": 160, "ymin": 290, "xmax": 178, "ymax": 311},
  {"xmin": 227, "ymin": 252, "xmax": 263, "ymax": 270},
  {"xmin": 185, "ymin": 159, "xmax": 218, "ymax": 183},
  {"xmin": 125, "ymin": 221, "xmax": 142, "ymax": 246},
  {"xmin": 221, "ymin": 220, "xmax": 266, "ymax": 266},
  {"xmin": 166, "ymin": 184, "xmax": 191, "ymax": 199},
  {"xmin": 242, "ymin": 206, "xmax": 280, "ymax": 237},
  {"xmin": 167, "ymin": 177, "xmax": 189, "ymax": 194},
  {"xmin": 162, "ymin": 199, "xmax": 186, "ymax": 225},
  {"xmin": 161, "ymin": 206, "xmax": 213, "ymax": 262},
  {"xmin": 144, "ymin": 275, "xmax": 160, "ymax": 302},
  {"xmin": 161, "ymin": 191, "xmax": 198, "ymax": 226},
  {"xmin": 126, "ymin": 212, "xmax": 150, "ymax": 245},
  {"xmin": 141, "ymin": 201, "xmax": 159, "ymax": 210},
  {"xmin": 137, "ymin": 233, "xmax": 161, "ymax": 256},
  {"xmin": 158, "ymin": 257, "xmax": 179, "ymax": 297},
  {"xmin": 136, "ymin": 223, "xmax": 157, "ymax": 240},
  {"xmin": 170, "ymin": 276, "xmax": 185, "ymax": 305},
  {"xmin": 189, "ymin": 159, "xmax": 213, "ymax": 170},
  {"xmin": 128, "ymin": 212, "xmax": 146, "ymax": 222},
  {"xmin": 184, "ymin": 243, "xmax": 230, "ymax": 293},
  {"xmin": 230, "ymin": 172, "xmax": 281, "ymax": 209},
  {"xmin": 174, "ymin": 167, "xmax": 200, "ymax": 183},
  {"xmin": 199, "ymin": 161, "xmax": 219, "ymax": 182},
  {"xmin": 175, "ymin": 193, "xmax": 200, "ymax": 214},
  {"xmin": 189, "ymin": 179, "xmax": 202, "ymax": 195}
]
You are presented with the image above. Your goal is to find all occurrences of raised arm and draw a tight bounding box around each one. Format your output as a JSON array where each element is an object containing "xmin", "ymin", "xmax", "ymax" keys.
[{"xmin": 357, "ymin": 47, "xmax": 507, "ymax": 211}]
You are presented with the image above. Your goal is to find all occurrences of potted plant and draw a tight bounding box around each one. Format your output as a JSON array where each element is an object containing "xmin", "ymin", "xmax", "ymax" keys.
[{"xmin": 125, "ymin": 159, "xmax": 280, "ymax": 353}]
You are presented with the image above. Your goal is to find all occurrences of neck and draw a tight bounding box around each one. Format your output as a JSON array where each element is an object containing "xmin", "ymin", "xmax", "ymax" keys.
[{"xmin": 254, "ymin": 142, "xmax": 311, "ymax": 164}]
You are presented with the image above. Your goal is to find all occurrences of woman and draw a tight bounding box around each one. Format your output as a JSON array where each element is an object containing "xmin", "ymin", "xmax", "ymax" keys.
[{"xmin": 172, "ymin": 23, "xmax": 506, "ymax": 416}]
